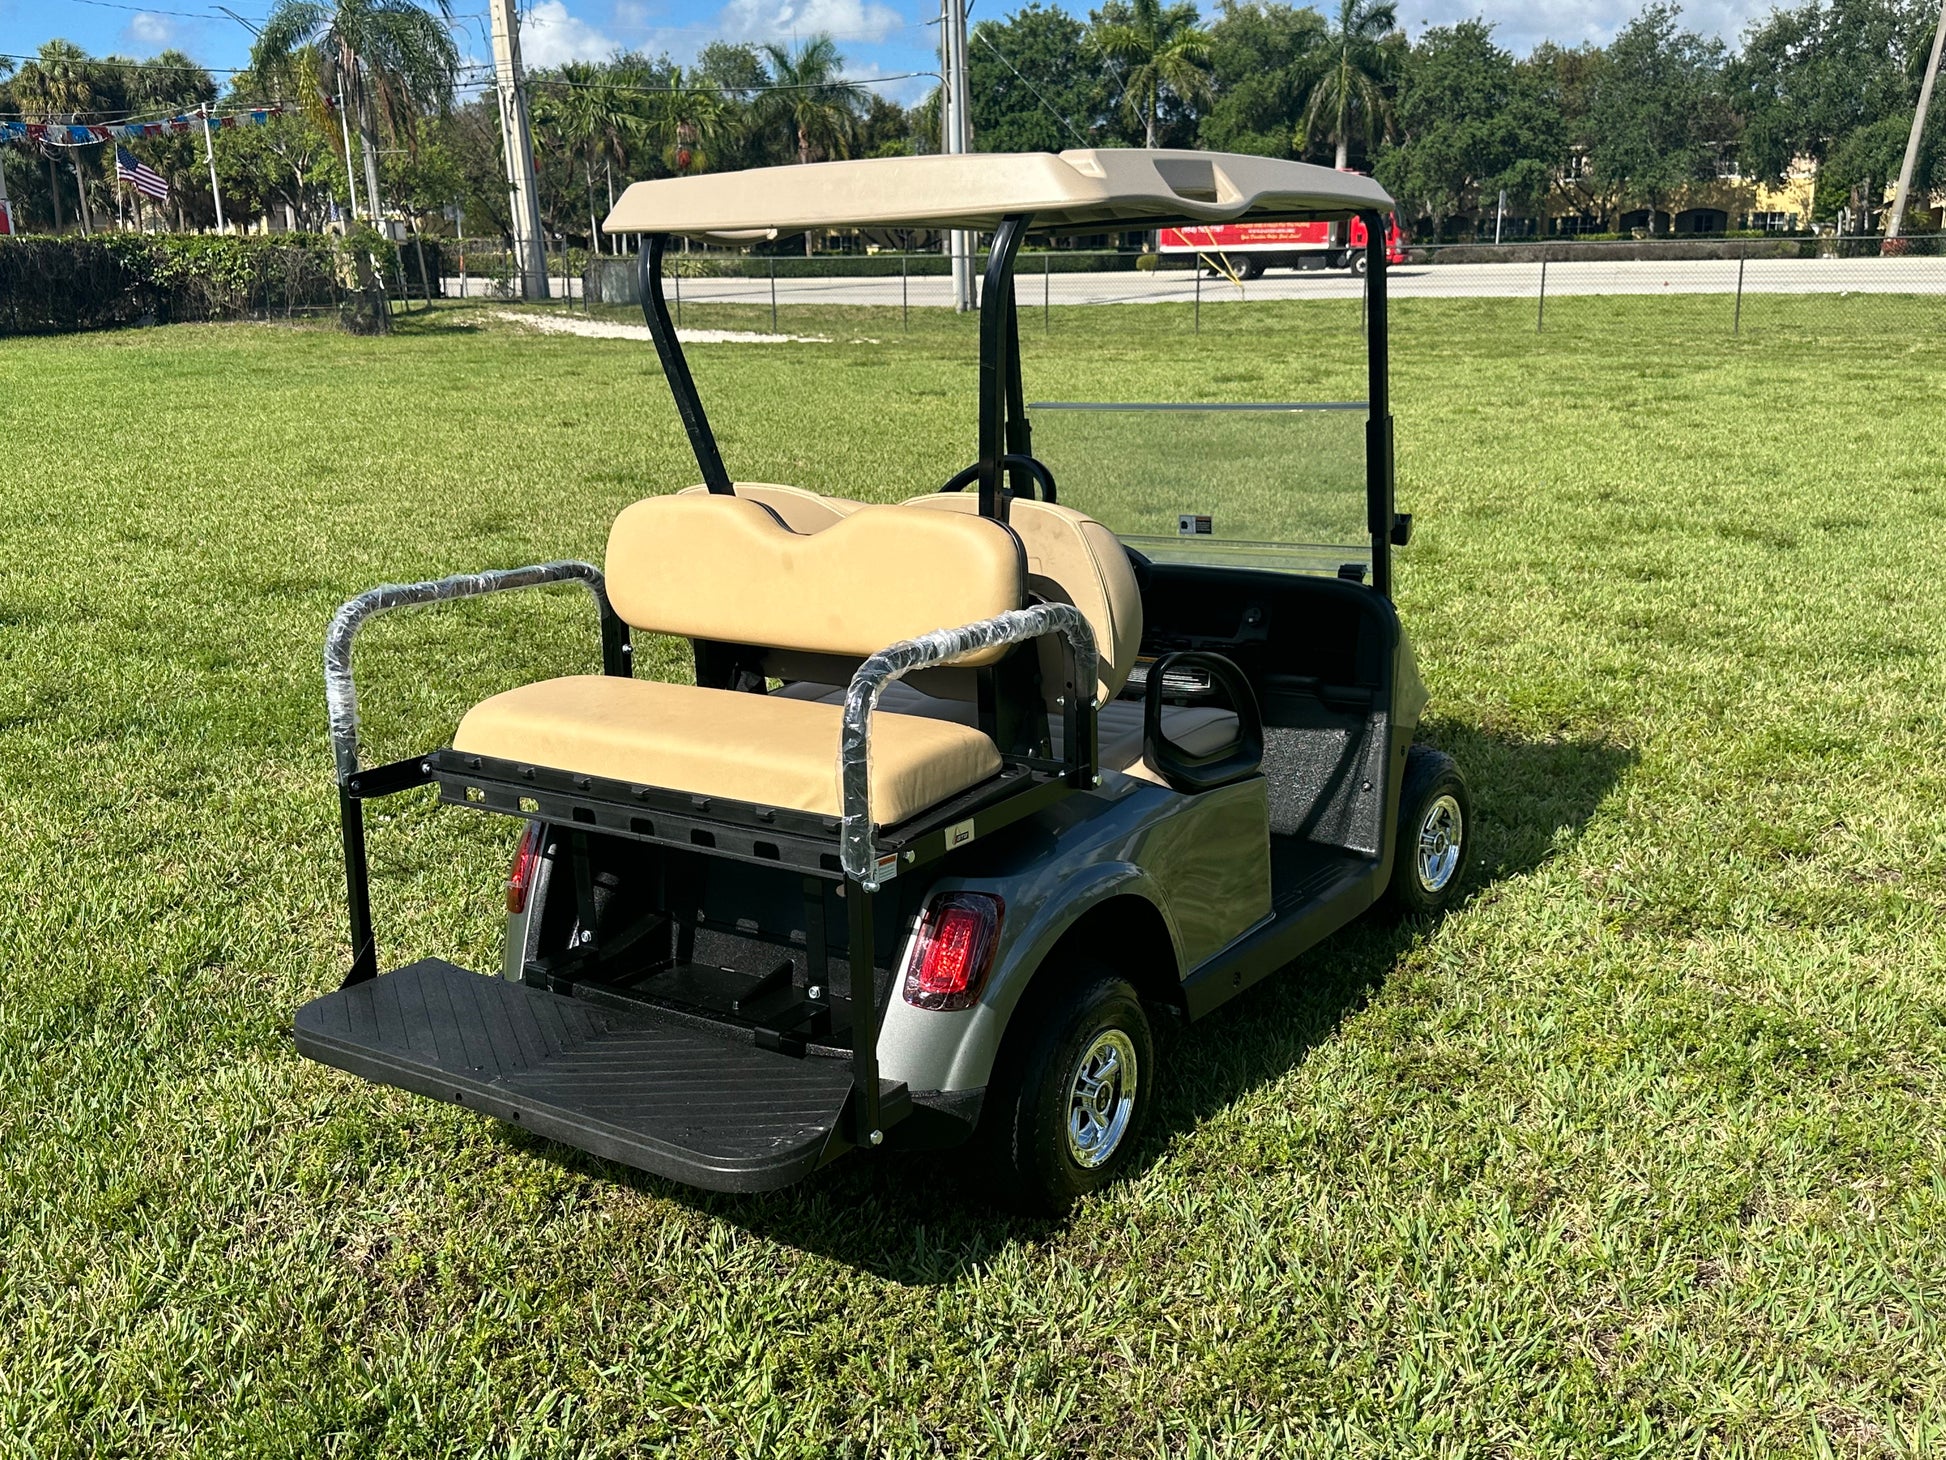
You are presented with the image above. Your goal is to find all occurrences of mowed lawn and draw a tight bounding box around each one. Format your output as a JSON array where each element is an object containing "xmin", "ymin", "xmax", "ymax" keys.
[{"xmin": 3, "ymin": 294, "xmax": 1946, "ymax": 1458}]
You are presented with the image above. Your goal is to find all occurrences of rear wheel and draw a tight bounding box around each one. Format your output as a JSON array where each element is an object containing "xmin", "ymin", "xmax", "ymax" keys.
[
  {"xmin": 1234, "ymin": 256, "xmax": 1264, "ymax": 281},
  {"xmin": 1385, "ymin": 746, "xmax": 1471, "ymax": 916},
  {"xmin": 1349, "ymin": 251, "xmax": 1370, "ymax": 277},
  {"xmin": 979, "ymin": 969, "xmax": 1154, "ymax": 1214}
]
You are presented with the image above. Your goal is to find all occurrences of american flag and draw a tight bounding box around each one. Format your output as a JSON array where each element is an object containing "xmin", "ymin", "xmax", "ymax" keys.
[{"xmin": 115, "ymin": 145, "xmax": 169, "ymax": 202}]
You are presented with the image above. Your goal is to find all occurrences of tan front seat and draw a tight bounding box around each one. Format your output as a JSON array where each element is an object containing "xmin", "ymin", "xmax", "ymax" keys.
[
  {"xmin": 677, "ymin": 482, "xmax": 865, "ymax": 534},
  {"xmin": 901, "ymin": 494, "xmax": 1144, "ymax": 708}
]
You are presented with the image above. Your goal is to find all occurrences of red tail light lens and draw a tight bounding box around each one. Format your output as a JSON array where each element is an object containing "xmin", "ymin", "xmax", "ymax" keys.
[
  {"xmin": 902, "ymin": 893, "xmax": 1004, "ymax": 1011},
  {"xmin": 506, "ymin": 821, "xmax": 546, "ymax": 914}
]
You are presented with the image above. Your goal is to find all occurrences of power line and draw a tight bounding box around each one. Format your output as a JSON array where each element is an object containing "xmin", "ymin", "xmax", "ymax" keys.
[
  {"xmin": 973, "ymin": 26, "xmax": 1086, "ymax": 145},
  {"xmin": 59, "ymin": 0, "xmax": 270, "ymax": 18}
]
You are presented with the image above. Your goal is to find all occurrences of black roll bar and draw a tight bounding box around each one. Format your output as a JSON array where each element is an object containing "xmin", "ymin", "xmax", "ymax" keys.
[
  {"xmin": 977, "ymin": 216, "xmax": 1030, "ymax": 519},
  {"xmin": 639, "ymin": 236, "xmax": 733, "ymax": 495},
  {"xmin": 1362, "ymin": 210, "xmax": 1397, "ymax": 600}
]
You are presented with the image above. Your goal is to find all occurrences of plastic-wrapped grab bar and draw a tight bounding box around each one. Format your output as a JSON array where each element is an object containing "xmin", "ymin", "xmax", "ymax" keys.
[
  {"xmin": 324, "ymin": 561, "xmax": 618, "ymax": 784},
  {"xmin": 840, "ymin": 603, "xmax": 1097, "ymax": 887}
]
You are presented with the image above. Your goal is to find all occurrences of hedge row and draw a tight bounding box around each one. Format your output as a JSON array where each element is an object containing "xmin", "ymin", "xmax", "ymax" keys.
[{"xmin": 0, "ymin": 232, "xmax": 402, "ymax": 336}]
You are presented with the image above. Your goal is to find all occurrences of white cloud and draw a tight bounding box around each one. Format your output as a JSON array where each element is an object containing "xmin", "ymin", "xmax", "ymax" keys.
[
  {"xmin": 712, "ymin": 0, "xmax": 905, "ymax": 47},
  {"xmin": 521, "ymin": 0, "xmax": 621, "ymax": 66},
  {"xmin": 122, "ymin": 11, "xmax": 178, "ymax": 49},
  {"xmin": 1397, "ymin": 0, "xmax": 1777, "ymax": 54}
]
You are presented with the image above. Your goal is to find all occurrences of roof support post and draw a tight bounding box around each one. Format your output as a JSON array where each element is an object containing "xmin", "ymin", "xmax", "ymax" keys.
[
  {"xmin": 639, "ymin": 234, "xmax": 732, "ymax": 494},
  {"xmin": 1361, "ymin": 211, "xmax": 1396, "ymax": 600},
  {"xmin": 977, "ymin": 216, "xmax": 1029, "ymax": 520}
]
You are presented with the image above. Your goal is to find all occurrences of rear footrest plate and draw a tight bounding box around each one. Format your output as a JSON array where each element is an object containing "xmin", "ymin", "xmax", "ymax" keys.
[{"xmin": 295, "ymin": 959, "xmax": 905, "ymax": 1192}]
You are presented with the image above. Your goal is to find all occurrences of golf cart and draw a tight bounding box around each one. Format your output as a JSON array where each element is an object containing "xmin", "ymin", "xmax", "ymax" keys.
[{"xmin": 295, "ymin": 149, "xmax": 1470, "ymax": 1213}]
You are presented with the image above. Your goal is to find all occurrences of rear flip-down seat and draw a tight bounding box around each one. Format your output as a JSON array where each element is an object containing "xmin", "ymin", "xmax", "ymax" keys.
[
  {"xmin": 456, "ymin": 674, "xmax": 1000, "ymax": 824},
  {"xmin": 451, "ymin": 492, "xmax": 1028, "ymax": 823}
]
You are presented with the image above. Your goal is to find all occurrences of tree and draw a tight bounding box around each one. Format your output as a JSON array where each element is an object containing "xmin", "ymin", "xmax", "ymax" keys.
[
  {"xmin": 1297, "ymin": 0, "xmax": 1399, "ymax": 170},
  {"xmin": 535, "ymin": 62, "xmax": 648, "ymax": 252},
  {"xmin": 252, "ymin": 0, "xmax": 460, "ymax": 224},
  {"xmin": 1376, "ymin": 19, "xmax": 1560, "ymax": 238},
  {"xmin": 757, "ymin": 37, "xmax": 867, "ymax": 168},
  {"xmin": 969, "ymin": 5, "xmax": 1099, "ymax": 153},
  {"xmin": 1518, "ymin": 41, "xmax": 1606, "ymax": 226},
  {"xmin": 1736, "ymin": 0, "xmax": 1939, "ymax": 226},
  {"xmin": 1089, "ymin": 0, "xmax": 1213, "ymax": 148},
  {"xmin": 10, "ymin": 41, "xmax": 108, "ymax": 231},
  {"xmin": 1585, "ymin": 3, "xmax": 1730, "ymax": 233},
  {"xmin": 1197, "ymin": 0, "xmax": 1324, "ymax": 158}
]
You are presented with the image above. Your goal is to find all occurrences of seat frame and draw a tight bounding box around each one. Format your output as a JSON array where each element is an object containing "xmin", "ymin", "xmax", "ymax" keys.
[{"xmin": 324, "ymin": 559, "xmax": 1096, "ymax": 1154}]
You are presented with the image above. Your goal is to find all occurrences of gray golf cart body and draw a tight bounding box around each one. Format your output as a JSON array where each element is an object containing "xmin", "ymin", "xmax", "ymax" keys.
[{"xmin": 295, "ymin": 150, "xmax": 1431, "ymax": 1194}]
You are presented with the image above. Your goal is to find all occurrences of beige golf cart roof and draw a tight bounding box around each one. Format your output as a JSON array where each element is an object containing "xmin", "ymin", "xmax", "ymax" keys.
[{"xmin": 604, "ymin": 149, "xmax": 1393, "ymax": 241}]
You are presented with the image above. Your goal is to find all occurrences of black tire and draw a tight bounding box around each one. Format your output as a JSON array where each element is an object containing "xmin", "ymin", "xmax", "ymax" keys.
[
  {"xmin": 1235, "ymin": 257, "xmax": 1264, "ymax": 281},
  {"xmin": 1349, "ymin": 251, "xmax": 1370, "ymax": 277},
  {"xmin": 1385, "ymin": 746, "xmax": 1471, "ymax": 917},
  {"xmin": 979, "ymin": 969, "xmax": 1155, "ymax": 1215}
]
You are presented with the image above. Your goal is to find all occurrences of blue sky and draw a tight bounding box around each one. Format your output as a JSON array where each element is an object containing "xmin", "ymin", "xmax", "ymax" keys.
[{"xmin": 4, "ymin": 0, "xmax": 1780, "ymax": 112}]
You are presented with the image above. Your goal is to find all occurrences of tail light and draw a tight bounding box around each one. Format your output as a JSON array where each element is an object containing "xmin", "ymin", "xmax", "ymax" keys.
[
  {"xmin": 506, "ymin": 821, "xmax": 546, "ymax": 914},
  {"xmin": 902, "ymin": 893, "xmax": 1003, "ymax": 1011}
]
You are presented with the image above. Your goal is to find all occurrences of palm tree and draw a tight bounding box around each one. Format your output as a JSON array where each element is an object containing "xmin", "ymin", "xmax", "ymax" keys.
[
  {"xmin": 535, "ymin": 63, "xmax": 647, "ymax": 254},
  {"xmin": 759, "ymin": 37, "xmax": 866, "ymax": 168},
  {"xmin": 252, "ymin": 0, "xmax": 459, "ymax": 224},
  {"xmin": 757, "ymin": 37, "xmax": 867, "ymax": 254},
  {"xmin": 11, "ymin": 42, "xmax": 108, "ymax": 232},
  {"xmin": 1090, "ymin": 0, "xmax": 1212, "ymax": 149},
  {"xmin": 1298, "ymin": 0, "xmax": 1399, "ymax": 170},
  {"xmin": 649, "ymin": 69, "xmax": 730, "ymax": 177}
]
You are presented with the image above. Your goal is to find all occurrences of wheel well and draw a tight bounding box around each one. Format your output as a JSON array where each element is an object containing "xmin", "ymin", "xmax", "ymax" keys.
[{"xmin": 1025, "ymin": 894, "xmax": 1182, "ymax": 1016}]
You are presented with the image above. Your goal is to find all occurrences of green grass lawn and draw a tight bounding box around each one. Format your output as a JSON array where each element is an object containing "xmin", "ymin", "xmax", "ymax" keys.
[{"xmin": 4, "ymin": 296, "xmax": 1946, "ymax": 1457}]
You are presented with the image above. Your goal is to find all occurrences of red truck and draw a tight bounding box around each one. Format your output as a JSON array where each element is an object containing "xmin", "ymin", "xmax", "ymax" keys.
[{"xmin": 1158, "ymin": 213, "xmax": 1405, "ymax": 279}]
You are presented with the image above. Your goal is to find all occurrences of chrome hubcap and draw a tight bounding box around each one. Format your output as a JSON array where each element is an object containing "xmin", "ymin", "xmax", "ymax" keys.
[
  {"xmin": 1416, "ymin": 793, "xmax": 1463, "ymax": 894},
  {"xmin": 1065, "ymin": 1029, "xmax": 1138, "ymax": 1169}
]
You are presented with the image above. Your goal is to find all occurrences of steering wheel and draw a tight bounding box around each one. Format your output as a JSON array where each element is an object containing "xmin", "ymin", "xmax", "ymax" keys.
[{"xmin": 939, "ymin": 455, "xmax": 1058, "ymax": 504}]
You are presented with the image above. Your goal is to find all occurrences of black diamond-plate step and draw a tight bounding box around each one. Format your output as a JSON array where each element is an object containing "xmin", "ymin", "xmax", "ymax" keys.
[{"xmin": 295, "ymin": 959, "xmax": 905, "ymax": 1191}]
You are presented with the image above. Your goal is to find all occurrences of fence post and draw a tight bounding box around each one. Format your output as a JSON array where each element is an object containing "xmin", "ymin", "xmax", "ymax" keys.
[
  {"xmin": 674, "ymin": 264, "xmax": 682, "ymax": 328},
  {"xmin": 1536, "ymin": 257, "xmax": 1547, "ymax": 333},
  {"xmin": 902, "ymin": 253, "xmax": 909, "ymax": 333},
  {"xmin": 770, "ymin": 256, "xmax": 778, "ymax": 333},
  {"xmin": 1733, "ymin": 250, "xmax": 1746, "ymax": 335},
  {"xmin": 1044, "ymin": 252, "xmax": 1051, "ymax": 333},
  {"xmin": 1194, "ymin": 263, "xmax": 1201, "ymax": 335}
]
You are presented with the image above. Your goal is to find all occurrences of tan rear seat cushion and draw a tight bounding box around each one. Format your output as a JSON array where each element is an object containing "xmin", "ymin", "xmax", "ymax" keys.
[
  {"xmin": 903, "ymin": 494, "xmax": 1142, "ymax": 706},
  {"xmin": 455, "ymin": 676, "xmax": 1001, "ymax": 825},
  {"xmin": 607, "ymin": 494, "xmax": 1024, "ymax": 665}
]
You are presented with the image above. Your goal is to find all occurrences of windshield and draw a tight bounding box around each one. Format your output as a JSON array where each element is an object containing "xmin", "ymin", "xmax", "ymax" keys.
[{"xmin": 1026, "ymin": 401, "xmax": 1371, "ymax": 577}]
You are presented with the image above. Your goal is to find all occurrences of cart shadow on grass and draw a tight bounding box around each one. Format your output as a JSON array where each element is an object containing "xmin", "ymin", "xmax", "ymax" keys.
[{"xmin": 492, "ymin": 725, "xmax": 1631, "ymax": 1282}]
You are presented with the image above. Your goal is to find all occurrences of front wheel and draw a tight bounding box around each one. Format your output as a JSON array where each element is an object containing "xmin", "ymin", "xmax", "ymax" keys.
[
  {"xmin": 1349, "ymin": 251, "xmax": 1370, "ymax": 277},
  {"xmin": 1385, "ymin": 746, "xmax": 1471, "ymax": 917},
  {"xmin": 979, "ymin": 970, "xmax": 1155, "ymax": 1214}
]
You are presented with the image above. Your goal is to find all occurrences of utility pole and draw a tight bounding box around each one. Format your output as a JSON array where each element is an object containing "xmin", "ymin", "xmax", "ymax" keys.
[
  {"xmin": 490, "ymin": 0, "xmax": 550, "ymax": 299},
  {"xmin": 941, "ymin": 0, "xmax": 974, "ymax": 310},
  {"xmin": 71, "ymin": 152, "xmax": 94, "ymax": 236},
  {"xmin": 336, "ymin": 82, "xmax": 360, "ymax": 222},
  {"xmin": 200, "ymin": 102, "xmax": 226, "ymax": 233},
  {"xmin": 1888, "ymin": 0, "xmax": 1946, "ymax": 242}
]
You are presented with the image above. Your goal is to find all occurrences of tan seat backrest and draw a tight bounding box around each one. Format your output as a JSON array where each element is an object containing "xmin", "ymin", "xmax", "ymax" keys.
[
  {"xmin": 903, "ymin": 494, "xmax": 1142, "ymax": 707},
  {"xmin": 608, "ymin": 494, "xmax": 1023, "ymax": 664},
  {"xmin": 676, "ymin": 482, "xmax": 865, "ymax": 534}
]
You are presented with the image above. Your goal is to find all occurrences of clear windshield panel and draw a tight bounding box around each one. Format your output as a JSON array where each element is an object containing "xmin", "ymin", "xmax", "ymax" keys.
[{"xmin": 1027, "ymin": 402, "xmax": 1371, "ymax": 576}]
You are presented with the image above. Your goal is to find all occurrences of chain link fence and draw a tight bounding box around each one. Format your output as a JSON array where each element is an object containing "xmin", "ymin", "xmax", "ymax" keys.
[{"xmin": 524, "ymin": 235, "xmax": 1946, "ymax": 340}]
